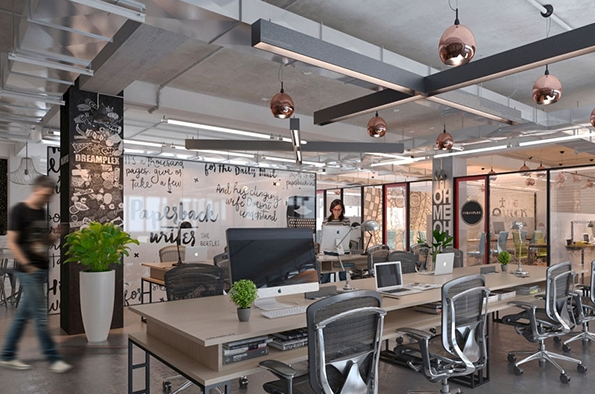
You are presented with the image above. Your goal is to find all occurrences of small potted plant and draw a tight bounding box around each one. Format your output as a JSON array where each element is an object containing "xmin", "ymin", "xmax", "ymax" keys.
[
  {"xmin": 64, "ymin": 222, "xmax": 139, "ymax": 341},
  {"xmin": 229, "ymin": 279, "xmax": 258, "ymax": 322},
  {"xmin": 498, "ymin": 251, "xmax": 511, "ymax": 272}
]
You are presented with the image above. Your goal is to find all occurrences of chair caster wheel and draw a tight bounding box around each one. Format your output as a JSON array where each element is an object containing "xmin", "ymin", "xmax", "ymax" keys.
[
  {"xmin": 239, "ymin": 376, "xmax": 249, "ymax": 388},
  {"xmin": 514, "ymin": 366, "xmax": 523, "ymax": 376},
  {"xmin": 578, "ymin": 364, "xmax": 587, "ymax": 373},
  {"xmin": 162, "ymin": 381, "xmax": 172, "ymax": 393},
  {"xmin": 429, "ymin": 327, "xmax": 436, "ymax": 335},
  {"xmin": 507, "ymin": 353, "xmax": 516, "ymax": 363},
  {"xmin": 560, "ymin": 373, "xmax": 570, "ymax": 383},
  {"xmin": 553, "ymin": 336, "xmax": 561, "ymax": 343},
  {"xmin": 538, "ymin": 359, "xmax": 546, "ymax": 368},
  {"xmin": 396, "ymin": 336, "xmax": 404, "ymax": 345},
  {"xmin": 563, "ymin": 344, "xmax": 571, "ymax": 352}
]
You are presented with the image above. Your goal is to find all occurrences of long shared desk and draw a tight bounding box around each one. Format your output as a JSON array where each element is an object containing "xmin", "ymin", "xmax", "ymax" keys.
[{"xmin": 128, "ymin": 264, "xmax": 586, "ymax": 394}]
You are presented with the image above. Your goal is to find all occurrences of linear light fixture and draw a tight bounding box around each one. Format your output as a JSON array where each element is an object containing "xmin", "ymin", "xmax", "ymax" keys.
[
  {"xmin": 371, "ymin": 157, "xmax": 426, "ymax": 167},
  {"xmin": 162, "ymin": 117, "xmax": 307, "ymax": 144},
  {"xmin": 0, "ymin": 89, "xmax": 65, "ymax": 106},
  {"xmin": 290, "ymin": 118, "xmax": 302, "ymax": 164},
  {"xmin": 434, "ymin": 144, "xmax": 508, "ymax": 158},
  {"xmin": 518, "ymin": 131, "xmax": 595, "ymax": 147},
  {"xmin": 427, "ymin": 96, "xmax": 515, "ymax": 125},
  {"xmin": 69, "ymin": 0, "xmax": 146, "ymax": 23},
  {"xmin": 9, "ymin": 53, "xmax": 94, "ymax": 76},
  {"xmin": 262, "ymin": 156, "xmax": 324, "ymax": 167},
  {"xmin": 252, "ymin": 19, "xmax": 421, "ymax": 95},
  {"xmin": 124, "ymin": 140, "xmax": 163, "ymax": 148},
  {"xmin": 197, "ymin": 150, "xmax": 255, "ymax": 159}
]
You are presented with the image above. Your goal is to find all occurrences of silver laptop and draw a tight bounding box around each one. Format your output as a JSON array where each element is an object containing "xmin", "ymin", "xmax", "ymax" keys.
[
  {"xmin": 374, "ymin": 261, "xmax": 422, "ymax": 297},
  {"xmin": 184, "ymin": 246, "xmax": 208, "ymax": 262},
  {"xmin": 419, "ymin": 252, "xmax": 455, "ymax": 276}
]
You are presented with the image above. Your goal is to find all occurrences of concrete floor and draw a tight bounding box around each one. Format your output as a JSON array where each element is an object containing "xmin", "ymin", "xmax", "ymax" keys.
[{"xmin": 0, "ymin": 306, "xmax": 594, "ymax": 394}]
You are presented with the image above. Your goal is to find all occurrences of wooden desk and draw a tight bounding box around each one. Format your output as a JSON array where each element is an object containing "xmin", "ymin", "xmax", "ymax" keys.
[
  {"xmin": 566, "ymin": 243, "xmax": 595, "ymax": 267},
  {"xmin": 140, "ymin": 262, "xmax": 177, "ymax": 304},
  {"xmin": 128, "ymin": 264, "xmax": 565, "ymax": 393},
  {"xmin": 316, "ymin": 253, "xmax": 368, "ymax": 273}
]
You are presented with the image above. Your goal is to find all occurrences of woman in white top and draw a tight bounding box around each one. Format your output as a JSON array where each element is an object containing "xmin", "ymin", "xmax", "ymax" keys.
[{"xmin": 323, "ymin": 199, "xmax": 350, "ymax": 226}]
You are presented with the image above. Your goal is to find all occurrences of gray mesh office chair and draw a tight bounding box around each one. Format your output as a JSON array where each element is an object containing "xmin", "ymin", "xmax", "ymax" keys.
[
  {"xmin": 159, "ymin": 245, "xmax": 184, "ymax": 262},
  {"xmin": 162, "ymin": 263, "xmax": 225, "ymax": 393},
  {"xmin": 563, "ymin": 259, "xmax": 595, "ymax": 349},
  {"xmin": 366, "ymin": 244, "xmax": 390, "ymax": 277},
  {"xmin": 466, "ymin": 232, "xmax": 485, "ymax": 265},
  {"xmin": 398, "ymin": 274, "xmax": 489, "ymax": 394},
  {"xmin": 501, "ymin": 261, "xmax": 587, "ymax": 383},
  {"xmin": 441, "ymin": 247, "xmax": 464, "ymax": 268},
  {"xmin": 388, "ymin": 251, "xmax": 417, "ymax": 273},
  {"xmin": 496, "ymin": 231, "xmax": 509, "ymax": 253},
  {"xmin": 260, "ymin": 290, "xmax": 386, "ymax": 394}
]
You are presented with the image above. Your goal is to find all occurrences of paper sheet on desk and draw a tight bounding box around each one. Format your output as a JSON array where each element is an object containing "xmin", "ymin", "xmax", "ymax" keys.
[{"xmin": 408, "ymin": 283, "xmax": 442, "ymax": 291}]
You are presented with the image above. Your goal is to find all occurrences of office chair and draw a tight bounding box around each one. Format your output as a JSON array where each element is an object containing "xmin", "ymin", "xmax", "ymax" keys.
[
  {"xmin": 260, "ymin": 290, "xmax": 386, "ymax": 394},
  {"xmin": 398, "ymin": 274, "xmax": 489, "ymax": 394},
  {"xmin": 501, "ymin": 261, "xmax": 587, "ymax": 383},
  {"xmin": 532, "ymin": 230, "xmax": 547, "ymax": 262},
  {"xmin": 388, "ymin": 251, "xmax": 417, "ymax": 273},
  {"xmin": 496, "ymin": 231, "xmax": 509, "ymax": 253},
  {"xmin": 563, "ymin": 260, "xmax": 595, "ymax": 349},
  {"xmin": 162, "ymin": 263, "xmax": 225, "ymax": 393},
  {"xmin": 467, "ymin": 232, "xmax": 485, "ymax": 265},
  {"xmin": 159, "ymin": 245, "xmax": 184, "ymax": 262},
  {"xmin": 441, "ymin": 247, "xmax": 464, "ymax": 268},
  {"xmin": 366, "ymin": 244, "xmax": 390, "ymax": 277}
]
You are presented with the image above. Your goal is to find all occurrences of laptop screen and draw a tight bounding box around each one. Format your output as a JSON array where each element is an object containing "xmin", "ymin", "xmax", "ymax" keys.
[{"xmin": 375, "ymin": 262, "xmax": 403, "ymax": 289}]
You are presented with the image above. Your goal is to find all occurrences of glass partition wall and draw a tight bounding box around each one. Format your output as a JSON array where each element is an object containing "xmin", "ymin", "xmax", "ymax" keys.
[
  {"xmin": 455, "ymin": 176, "xmax": 487, "ymax": 266},
  {"xmin": 384, "ymin": 184, "xmax": 408, "ymax": 250},
  {"xmin": 409, "ymin": 181, "xmax": 432, "ymax": 249},
  {"xmin": 363, "ymin": 185, "xmax": 383, "ymax": 250}
]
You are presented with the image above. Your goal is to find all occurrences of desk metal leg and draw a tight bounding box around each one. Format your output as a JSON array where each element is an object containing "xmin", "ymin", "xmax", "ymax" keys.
[
  {"xmin": 141, "ymin": 279, "xmax": 153, "ymax": 305},
  {"xmin": 129, "ymin": 340, "xmax": 150, "ymax": 394}
]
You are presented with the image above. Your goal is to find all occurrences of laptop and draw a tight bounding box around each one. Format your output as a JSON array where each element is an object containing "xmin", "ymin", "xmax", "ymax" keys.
[
  {"xmin": 418, "ymin": 252, "xmax": 455, "ymax": 276},
  {"xmin": 184, "ymin": 246, "xmax": 208, "ymax": 262},
  {"xmin": 374, "ymin": 261, "xmax": 422, "ymax": 297}
]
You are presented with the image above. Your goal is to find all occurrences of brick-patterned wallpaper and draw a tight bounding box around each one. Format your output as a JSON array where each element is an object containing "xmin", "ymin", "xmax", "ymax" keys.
[
  {"xmin": 410, "ymin": 191, "xmax": 432, "ymax": 244},
  {"xmin": 363, "ymin": 186, "xmax": 383, "ymax": 246}
]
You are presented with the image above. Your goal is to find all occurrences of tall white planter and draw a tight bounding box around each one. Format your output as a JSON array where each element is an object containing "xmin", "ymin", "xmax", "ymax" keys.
[{"xmin": 79, "ymin": 270, "xmax": 115, "ymax": 342}]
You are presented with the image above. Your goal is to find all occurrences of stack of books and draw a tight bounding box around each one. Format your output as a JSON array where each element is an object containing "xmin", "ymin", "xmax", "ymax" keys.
[
  {"xmin": 413, "ymin": 301, "xmax": 442, "ymax": 315},
  {"xmin": 269, "ymin": 328, "xmax": 308, "ymax": 351},
  {"xmin": 222, "ymin": 335, "xmax": 270, "ymax": 364}
]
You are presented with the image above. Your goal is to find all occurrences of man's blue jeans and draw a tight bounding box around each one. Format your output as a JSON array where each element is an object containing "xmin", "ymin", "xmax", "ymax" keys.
[{"xmin": 1, "ymin": 270, "xmax": 60, "ymax": 363}]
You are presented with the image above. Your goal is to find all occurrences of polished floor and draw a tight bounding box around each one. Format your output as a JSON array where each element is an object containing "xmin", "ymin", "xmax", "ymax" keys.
[{"xmin": 0, "ymin": 306, "xmax": 594, "ymax": 394}]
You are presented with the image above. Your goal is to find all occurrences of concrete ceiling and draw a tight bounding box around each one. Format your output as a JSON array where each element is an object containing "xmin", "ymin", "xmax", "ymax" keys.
[{"xmin": 1, "ymin": 0, "xmax": 595, "ymax": 181}]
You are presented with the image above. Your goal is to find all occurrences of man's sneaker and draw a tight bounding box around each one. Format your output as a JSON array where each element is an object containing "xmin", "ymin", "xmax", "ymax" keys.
[
  {"xmin": 50, "ymin": 360, "xmax": 72, "ymax": 373},
  {"xmin": 0, "ymin": 359, "xmax": 32, "ymax": 370}
]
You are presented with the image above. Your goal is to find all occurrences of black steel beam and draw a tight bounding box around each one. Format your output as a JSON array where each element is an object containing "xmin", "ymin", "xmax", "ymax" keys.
[
  {"xmin": 185, "ymin": 139, "xmax": 292, "ymax": 151},
  {"xmin": 303, "ymin": 141, "xmax": 404, "ymax": 153}
]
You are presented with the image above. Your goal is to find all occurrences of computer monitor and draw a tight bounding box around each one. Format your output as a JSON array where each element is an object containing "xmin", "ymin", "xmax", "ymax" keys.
[
  {"xmin": 319, "ymin": 225, "xmax": 351, "ymax": 254},
  {"xmin": 227, "ymin": 227, "xmax": 320, "ymax": 310}
]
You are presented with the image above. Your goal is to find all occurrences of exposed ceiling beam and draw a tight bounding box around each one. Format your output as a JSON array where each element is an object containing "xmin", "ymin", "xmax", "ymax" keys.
[{"xmin": 186, "ymin": 139, "xmax": 404, "ymax": 153}]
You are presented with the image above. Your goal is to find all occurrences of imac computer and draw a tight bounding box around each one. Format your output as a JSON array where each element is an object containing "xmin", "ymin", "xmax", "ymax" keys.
[
  {"xmin": 227, "ymin": 227, "xmax": 320, "ymax": 310},
  {"xmin": 319, "ymin": 225, "xmax": 351, "ymax": 255}
]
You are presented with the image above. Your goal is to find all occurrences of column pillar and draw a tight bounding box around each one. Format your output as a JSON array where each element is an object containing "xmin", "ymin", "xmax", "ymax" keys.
[{"xmin": 431, "ymin": 157, "xmax": 466, "ymax": 239}]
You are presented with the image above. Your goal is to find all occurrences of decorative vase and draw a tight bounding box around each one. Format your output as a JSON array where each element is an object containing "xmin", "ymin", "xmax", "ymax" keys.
[
  {"xmin": 79, "ymin": 270, "xmax": 115, "ymax": 342},
  {"xmin": 237, "ymin": 307, "xmax": 251, "ymax": 322},
  {"xmin": 501, "ymin": 264, "xmax": 508, "ymax": 272}
]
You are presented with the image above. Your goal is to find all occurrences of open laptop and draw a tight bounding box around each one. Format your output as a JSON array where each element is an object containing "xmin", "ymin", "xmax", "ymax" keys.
[
  {"xmin": 418, "ymin": 252, "xmax": 455, "ymax": 276},
  {"xmin": 374, "ymin": 261, "xmax": 422, "ymax": 297},
  {"xmin": 184, "ymin": 246, "xmax": 208, "ymax": 262}
]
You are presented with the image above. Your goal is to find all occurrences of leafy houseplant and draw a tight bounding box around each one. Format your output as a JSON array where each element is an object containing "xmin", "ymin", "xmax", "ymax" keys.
[
  {"xmin": 64, "ymin": 222, "xmax": 139, "ymax": 342},
  {"xmin": 498, "ymin": 251, "xmax": 511, "ymax": 272},
  {"xmin": 431, "ymin": 229, "xmax": 454, "ymax": 262},
  {"xmin": 229, "ymin": 279, "xmax": 258, "ymax": 322}
]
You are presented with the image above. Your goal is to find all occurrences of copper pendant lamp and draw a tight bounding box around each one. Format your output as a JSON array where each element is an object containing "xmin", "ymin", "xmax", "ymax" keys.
[
  {"xmin": 367, "ymin": 111, "xmax": 387, "ymax": 138},
  {"xmin": 487, "ymin": 167, "xmax": 497, "ymax": 181},
  {"xmin": 438, "ymin": 8, "xmax": 476, "ymax": 66},
  {"xmin": 525, "ymin": 175, "xmax": 535, "ymax": 186},
  {"xmin": 519, "ymin": 161, "xmax": 530, "ymax": 176},
  {"xmin": 536, "ymin": 162, "xmax": 546, "ymax": 178},
  {"xmin": 435, "ymin": 125, "xmax": 454, "ymax": 150},
  {"xmin": 270, "ymin": 82, "xmax": 294, "ymax": 119},
  {"xmin": 532, "ymin": 65, "xmax": 562, "ymax": 105},
  {"xmin": 590, "ymin": 107, "xmax": 595, "ymax": 128}
]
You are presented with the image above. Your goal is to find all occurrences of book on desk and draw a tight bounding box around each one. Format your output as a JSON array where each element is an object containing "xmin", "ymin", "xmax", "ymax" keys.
[
  {"xmin": 223, "ymin": 335, "xmax": 271, "ymax": 364},
  {"xmin": 269, "ymin": 328, "xmax": 309, "ymax": 351}
]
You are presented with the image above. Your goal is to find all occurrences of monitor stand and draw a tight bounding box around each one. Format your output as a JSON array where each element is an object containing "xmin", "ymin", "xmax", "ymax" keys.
[{"xmin": 254, "ymin": 297, "xmax": 294, "ymax": 311}]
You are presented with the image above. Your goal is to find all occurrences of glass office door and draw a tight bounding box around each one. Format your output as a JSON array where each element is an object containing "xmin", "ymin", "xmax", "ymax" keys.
[
  {"xmin": 384, "ymin": 183, "xmax": 408, "ymax": 250},
  {"xmin": 455, "ymin": 176, "xmax": 488, "ymax": 266}
]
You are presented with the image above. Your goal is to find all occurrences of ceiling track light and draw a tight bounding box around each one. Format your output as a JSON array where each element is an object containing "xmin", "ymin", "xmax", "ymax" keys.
[
  {"xmin": 367, "ymin": 111, "xmax": 387, "ymax": 138},
  {"xmin": 438, "ymin": 4, "xmax": 476, "ymax": 66},
  {"xmin": 435, "ymin": 124, "xmax": 454, "ymax": 150}
]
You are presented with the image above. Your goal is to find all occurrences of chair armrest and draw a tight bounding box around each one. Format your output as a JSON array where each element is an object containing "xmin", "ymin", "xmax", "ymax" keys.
[
  {"xmin": 508, "ymin": 300, "xmax": 537, "ymax": 310},
  {"xmin": 398, "ymin": 327, "xmax": 433, "ymax": 341},
  {"xmin": 259, "ymin": 360, "xmax": 297, "ymax": 380}
]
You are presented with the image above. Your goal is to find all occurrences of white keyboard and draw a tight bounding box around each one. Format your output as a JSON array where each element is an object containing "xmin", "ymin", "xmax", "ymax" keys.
[{"xmin": 261, "ymin": 305, "xmax": 308, "ymax": 319}]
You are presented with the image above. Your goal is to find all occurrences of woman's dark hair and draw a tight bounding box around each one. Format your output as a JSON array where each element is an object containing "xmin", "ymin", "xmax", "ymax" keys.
[{"xmin": 327, "ymin": 199, "xmax": 345, "ymax": 222}]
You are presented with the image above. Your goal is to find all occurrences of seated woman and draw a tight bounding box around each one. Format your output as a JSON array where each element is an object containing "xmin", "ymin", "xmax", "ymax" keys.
[{"xmin": 321, "ymin": 199, "xmax": 350, "ymax": 282}]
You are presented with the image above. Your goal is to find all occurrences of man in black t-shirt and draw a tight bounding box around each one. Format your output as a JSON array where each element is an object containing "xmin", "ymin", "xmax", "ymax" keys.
[{"xmin": 0, "ymin": 176, "xmax": 72, "ymax": 373}]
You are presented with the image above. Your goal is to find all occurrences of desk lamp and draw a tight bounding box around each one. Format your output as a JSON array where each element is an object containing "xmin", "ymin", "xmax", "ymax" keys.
[
  {"xmin": 334, "ymin": 224, "xmax": 360, "ymax": 292},
  {"xmin": 362, "ymin": 220, "xmax": 380, "ymax": 253},
  {"xmin": 175, "ymin": 221, "xmax": 192, "ymax": 266},
  {"xmin": 511, "ymin": 221, "xmax": 528, "ymax": 276}
]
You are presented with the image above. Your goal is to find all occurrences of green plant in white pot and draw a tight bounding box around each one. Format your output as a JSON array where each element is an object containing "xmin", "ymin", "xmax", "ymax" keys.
[
  {"xmin": 64, "ymin": 222, "xmax": 138, "ymax": 342},
  {"xmin": 498, "ymin": 251, "xmax": 511, "ymax": 272},
  {"xmin": 229, "ymin": 279, "xmax": 258, "ymax": 322}
]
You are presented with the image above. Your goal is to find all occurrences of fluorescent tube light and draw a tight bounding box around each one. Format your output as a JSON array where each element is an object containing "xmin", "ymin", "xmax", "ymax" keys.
[
  {"xmin": 371, "ymin": 157, "xmax": 426, "ymax": 167},
  {"xmin": 124, "ymin": 148, "xmax": 146, "ymax": 154},
  {"xmin": 163, "ymin": 117, "xmax": 307, "ymax": 145},
  {"xmin": 124, "ymin": 140, "xmax": 163, "ymax": 148},
  {"xmin": 69, "ymin": 0, "xmax": 145, "ymax": 23},
  {"xmin": 518, "ymin": 132, "xmax": 595, "ymax": 147},
  {"xmin": 9, "ymin": 53, "xmax": 94, "ymax": 76},
  {"xmin": 427, "ymin": 96, "xmax": 514, "ymax": 125},
  {"xmin": 197, "ymin": 150, "xmax": 255, "ymax": 158},
  {"xmin": 434, "ymin": 144, "xmax": 507, "ymax": 158}
]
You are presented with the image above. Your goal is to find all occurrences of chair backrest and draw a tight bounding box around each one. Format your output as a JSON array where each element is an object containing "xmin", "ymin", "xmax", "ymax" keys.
[
  {"xmin": 534, "ymin": 230, "xmax": 545, "ymax": 244},
  {"xmin": 214, "ymin": 258, "xmax": 231, "ymax": 291},
  {"xmin": 367, "ymin": 244, "xmax": 389, "ymax": 255},
  {"xmin": 478, "ymin": 233, "xmax": 486, "ymax": 257},
  {"xmin": 213, "ymin": 252, "xmax": 228, "ymax": 265},
  {"xmin": 307, "ymin": 290, "xmax": 385, "ymax": 394},
  {"xmin": 545, "ymin": 261, "xmax": 574, "ymax": 327},
  {"xmin": 441, "ymin": 274, "xmax": 489, "ymax": 375},
  {"xmin": 387, "ymin": 251, "xmax": 417, "ymax": 273},
  {"xmin": 159, "ymin": 245, "xmax": 184, "ymax": 262},
  {"xmin": 591, "ymin": 260, "xmax": 595, "ymax": 305},
  {"xmin": 442, "ymin": 247, "xmax": 464, "ymax": 268},
  {"xmin": 497, "ymin": 231, "xmax": 509, "ymax": 253},
  {"xmin": 164, "ymin": 263, "xmax": 225, "ymax": 301}
]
